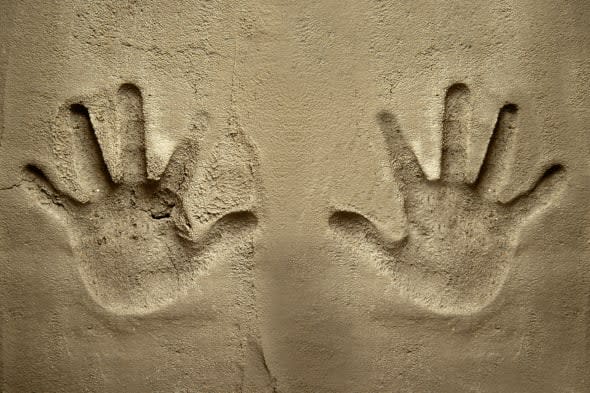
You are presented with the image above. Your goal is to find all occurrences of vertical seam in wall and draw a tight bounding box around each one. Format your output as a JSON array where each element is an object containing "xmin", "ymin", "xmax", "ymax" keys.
[{"xmin": 0, "ymin": 5, "xmax": 11, "ymax": 389}]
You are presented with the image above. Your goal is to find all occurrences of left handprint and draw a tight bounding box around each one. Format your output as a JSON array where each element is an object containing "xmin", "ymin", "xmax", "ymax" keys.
[{"xmin": 24, "ymin": 84, "xmax": 259, "ymax": 315}]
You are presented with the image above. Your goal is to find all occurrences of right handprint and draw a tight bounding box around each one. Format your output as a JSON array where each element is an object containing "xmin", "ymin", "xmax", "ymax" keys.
[{"xmin": 331, "ymin": 83, "xmax": 567, "ymax": 315}]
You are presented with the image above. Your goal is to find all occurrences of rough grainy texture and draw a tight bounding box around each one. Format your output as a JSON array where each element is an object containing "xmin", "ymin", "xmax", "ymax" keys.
[{"xmin": 1, "ymin": 1, "xmax": 589, "ymax": 392}]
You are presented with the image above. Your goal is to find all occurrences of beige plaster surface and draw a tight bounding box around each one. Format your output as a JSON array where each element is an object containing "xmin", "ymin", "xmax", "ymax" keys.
[{"xmin": 1, "ymin": 1, "xmax": 589, "ymax": 392}]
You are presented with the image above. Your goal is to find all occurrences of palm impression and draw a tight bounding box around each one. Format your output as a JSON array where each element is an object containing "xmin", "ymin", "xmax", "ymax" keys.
[
  {"xmin": 25, "ymin": 84, "xmax": 259, "ymax": 315},
  {"xmin": 330, "ymin": 84, "xmax": 566, "ymax": 314}
]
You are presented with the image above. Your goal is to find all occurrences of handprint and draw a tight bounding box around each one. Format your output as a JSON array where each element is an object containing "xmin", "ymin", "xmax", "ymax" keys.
[
  {"xmin": 25, "ymin": 84, "xmax": 259, "ymax": 315},
  {"xmin": 330, "ymin": 84, "xmax": 566, "ymax": 314}
]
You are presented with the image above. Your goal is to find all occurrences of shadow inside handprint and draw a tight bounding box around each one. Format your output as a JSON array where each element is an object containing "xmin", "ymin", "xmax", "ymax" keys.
[
  {"xmin": 24, "ymin": 84, "xmax": 259, "ymax": 315},
  {"xmin": 330, "ymin": 84, "xmax": 566, "ymax": 314}
]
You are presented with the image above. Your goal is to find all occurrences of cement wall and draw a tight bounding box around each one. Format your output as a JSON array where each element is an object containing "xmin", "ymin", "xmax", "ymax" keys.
[{"xmin": 1, "ymin": 1, "xmax": 589, "ymax": 392}]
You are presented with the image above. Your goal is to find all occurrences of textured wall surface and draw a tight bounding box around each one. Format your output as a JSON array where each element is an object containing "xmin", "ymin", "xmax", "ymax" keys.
[{"xmin": 1, "ymin": 1, "xmax": 589, "ymax": 392}]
